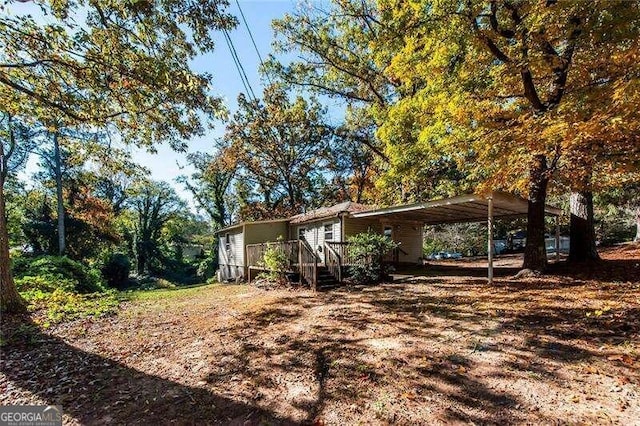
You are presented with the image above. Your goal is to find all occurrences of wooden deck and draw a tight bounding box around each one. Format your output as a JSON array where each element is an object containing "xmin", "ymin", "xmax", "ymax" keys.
[{"xmin": 246, "ymin": 240, "xmax": 401, "ymax": 289}]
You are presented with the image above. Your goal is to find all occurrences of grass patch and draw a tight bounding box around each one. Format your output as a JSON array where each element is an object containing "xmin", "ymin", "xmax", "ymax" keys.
[{"xmin": 122, "ymin": 282, "xmax": 219, "ymax": 302}]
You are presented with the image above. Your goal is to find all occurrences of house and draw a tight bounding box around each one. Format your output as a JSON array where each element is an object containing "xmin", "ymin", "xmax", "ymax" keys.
[
  {"xmin": 216, "ymin": 218, "xmax": 289, "ymax": 281},
  {"xmin": 216, "ymin": 192, "xmax": 563, "ymax": 286},
  {"xmin": 216, "ymin": 200, "xmax": 425, "ymax": 282}
]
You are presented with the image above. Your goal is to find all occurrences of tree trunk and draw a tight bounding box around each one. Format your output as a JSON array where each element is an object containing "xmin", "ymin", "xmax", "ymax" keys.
[
  {"xmin": 137, "ymin": 251, "xmax": 146, "ymax": 275},
  {"xmin": 0, "ymin": 167, "xmax": 26, "ymax": 313},
  {"xmin": 569, "ymin": 191, "xmax": 600, "ymax": 262},
  {"xmin": 53, "ymin": 132, "xmax": 65, "ymax": 256},
  {"xmin": 523, "ymin": 155, "xmax": 549, "ymax": 272},
  {"xmin": 635, "ymin": 206, "xmax": 640, "ymax": 242}
]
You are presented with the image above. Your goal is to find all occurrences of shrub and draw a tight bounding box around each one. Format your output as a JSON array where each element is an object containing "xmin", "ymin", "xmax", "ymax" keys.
[
  {"xmin": 101, "ymin": 253, "xmax": 131, "ymax": 289},
  {"xmin": 347, "ymin": 231, "xmax": 398, "ymax": 285},
  {"xmin": 15, "ymin": 275, "xmax": 76, "ymax": 293},
  {"xmin": 12, "ymin": 256, "xmax": 106, "ymax": 294},
  {"xmin": 197, "ymin": 254, "xmax": 217, "ymax": 280},
  {"xmin": 137, "ymin": 276, "xmax": 177, "ymax": 290},
  {"xmin": 259, "ymin": 243, "xmax": 290, "ymax": 284},
  {"xmin": 21, "ymin": 288, "xmax": 120, "ymax": 325}
]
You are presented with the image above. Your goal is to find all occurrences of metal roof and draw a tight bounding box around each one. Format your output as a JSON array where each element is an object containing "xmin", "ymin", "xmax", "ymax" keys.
[{"xmin": 351, "ymin": 191, "xmax": 561, "ymax": 224}]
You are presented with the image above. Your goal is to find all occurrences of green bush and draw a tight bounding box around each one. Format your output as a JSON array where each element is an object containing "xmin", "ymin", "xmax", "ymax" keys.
[
  {"xmin": 101, "ymin": 253, "xmax": 131, "ymax": 289},
  {"xmin": 259, "ymin": 243, "xmax": 290, "ymax": 284},
  {"xmin": 197, "ymin": 254, "xmax": 217, "ymax": 279},
  {"xmin": 347, "ymin": 231, "xmax": 398, "ymax": 285},
  {"xmin": 12, "ymin": 256, "xmax": 106, "ymax": 294},
  {"xmin": 15, "ymin": 275, "xmax": 76, "ymax": 293},
  {"xmin": 138, "ymin": 276, "xmax": 177, "ymax": 290}
]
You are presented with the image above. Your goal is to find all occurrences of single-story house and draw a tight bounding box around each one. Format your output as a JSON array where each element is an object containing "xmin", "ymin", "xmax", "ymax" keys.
[
  {"xmin": 215, "ymin": 192, "xmax": 562, "ymax": 287},
  {"xmin": 216, "ymin": 201, "xmax": 425, "ymax": 282}
]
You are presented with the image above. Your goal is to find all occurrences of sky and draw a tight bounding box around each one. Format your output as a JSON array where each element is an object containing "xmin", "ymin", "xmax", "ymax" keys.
[{"xmin": 10, "ymin": 0, "xmax": 326, "ymax": 211}]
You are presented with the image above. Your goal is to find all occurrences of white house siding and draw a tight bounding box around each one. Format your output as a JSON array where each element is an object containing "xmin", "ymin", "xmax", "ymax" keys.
[
  {"xmin": 344, "ymin": 217, "xmax": 423, "ymax": 265},
  {"xmin": 218, "ymin": 227, "xmax": 244, "ymax": 281},
  {"xmin": 292, "ymin": 218, "xmax": 341, "ymax": 262},
  {"xmin": 244, "ymin": 222, "xmax": 289, "ymax": 245},
  {"xmin": 343, "ymin": 217, "xmax": 381, "ymax": 237},
  {"xmin": 388, "ymin": 221, "xmax": 423, "ymax": 264}
]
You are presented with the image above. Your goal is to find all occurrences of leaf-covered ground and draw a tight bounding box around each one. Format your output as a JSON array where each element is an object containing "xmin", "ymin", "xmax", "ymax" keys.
[{"xmin": 1, "ymin": 245, "xmax": 639, "ymax": 425}]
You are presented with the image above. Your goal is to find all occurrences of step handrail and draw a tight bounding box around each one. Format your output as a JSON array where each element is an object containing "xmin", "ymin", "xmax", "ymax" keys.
[
  {"xmin": 324, "ymin": 242, "xmax": 342, "ymax": 283},
  {"xmin": 298, "ymin": 239, "xmax": 318, "ymax": 290}
]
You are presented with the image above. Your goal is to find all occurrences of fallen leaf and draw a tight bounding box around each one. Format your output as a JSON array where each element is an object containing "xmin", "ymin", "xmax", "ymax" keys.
[{"xmin": 621, "ymin": 355, "xmax": 634, "ymax": 365}]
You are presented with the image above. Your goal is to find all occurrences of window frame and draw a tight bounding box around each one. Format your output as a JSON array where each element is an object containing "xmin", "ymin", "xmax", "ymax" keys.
[
  {"xmin": 383, "ymin": 226, "xmax": 393, "ymax": 240},
  {"xmin": 323, "ymin": 222, "xmax": 334, "ymax": 241},
  {"xmin": 298, "ymin": 227, "xmax": 307, "ymax": 240}
]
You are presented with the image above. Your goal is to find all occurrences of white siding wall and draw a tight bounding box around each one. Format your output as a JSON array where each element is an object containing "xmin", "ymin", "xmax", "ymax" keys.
[
  {"xmin": 343, "ymin": 217, "xmax": 381, "ymax": 237},
  {"xmin": 218, "ymin": 227, "xmax": 244, "ymax": 281},
  {"xmin": 292, "ymin": 218, "xmax": 340, "ymax": 262},
  {"xmin": 345, "ymin": 217, "xmax": 423, "ymax": 265},
  {"xmin": 390, "ymin": 222, "xmax": 423, "ymax": 264}
]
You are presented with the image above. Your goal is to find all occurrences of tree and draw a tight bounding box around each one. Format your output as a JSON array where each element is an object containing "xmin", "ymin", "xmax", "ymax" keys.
[
  {"xmin": 225, "ymin": 85, "xmax": 332, "ymax": 218},
  {"xmin": 93, "ymin": 150, "xmax": 148, "ymax": 216},
  {"xmin": 268, "ymin": 0, "xmax": 473, "ymax": 203},
  {"xmin": 0, "ymin": 114, "xmax": 31, "ymax": 312},
  {"xmin": 326, "ymin": 109, "xmax": 377, "ymax": 204},
  {"xmin": 129, "ymin": 181, "xmax": 185, "ymax": 275},
  {"xmin": 376, "ymin": 0, "xmax": 640, "ymax": 272},
  {"xmin": 178, "ymin": 147, "xmax": 237, "ymax": 229},
  {"xmin": 268, "ymin": 0, "xmax": 408, "ymax": 163},
  {"xmin": 0, "ymin": 0, "xmax": 236, "ymax": 312},
  {"xmin": 596, "ymin": 181, "xmax": 640, "ymax": 243},
  {"xmin": 269, "ymin": 0, "xmax": 399, "ymax": 110}
]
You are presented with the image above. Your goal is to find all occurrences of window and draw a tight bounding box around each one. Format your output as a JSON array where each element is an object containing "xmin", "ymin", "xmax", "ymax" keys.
[
  {"xmin": 383, "ymin": 226, "xmax": 393, "ymax": 240},
  {"xmin": 225, "ymin": 233, "xmax": 230, "ymax": 251},
  {"xmin": 298, "ymin": 227, "xmax": 306, "ymax": 240},
  {"xmin": 324, "ymin": 223, "xmax": 334, "ymax": 241}
]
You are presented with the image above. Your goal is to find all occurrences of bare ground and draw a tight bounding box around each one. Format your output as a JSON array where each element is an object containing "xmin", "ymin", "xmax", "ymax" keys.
[{"xmin": 1, "ymin": 245, "xmax": 639, "ymax": 425}]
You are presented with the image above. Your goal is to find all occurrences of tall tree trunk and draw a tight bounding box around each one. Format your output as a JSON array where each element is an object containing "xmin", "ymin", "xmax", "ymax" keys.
[
  {"xmin": 52, "ymin": 132, "xmax": 65, "ymax": 256},
  {"xmin": 0, "ymin": 163, "xmax": 26, "ymax": 313},
  {"xmin": 523, "ymin": 155, "xmax": 549, "ymax": 272},
  {"xmin": 569, "ymin": 191, "xmax": 600, "ymax": 262},
  {"xmin": 137, "ymin": 251, "xmax": 146, "ymax": 275},
  {"xmin": 634, "ymin": 206, "xmax": 640, "ymax": 242}
]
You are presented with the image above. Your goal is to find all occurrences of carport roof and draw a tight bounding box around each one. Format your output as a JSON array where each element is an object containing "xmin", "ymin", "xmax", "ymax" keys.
[{"xmin": 351, "ymin": 191, "xmax": 561, "ymax": 225}]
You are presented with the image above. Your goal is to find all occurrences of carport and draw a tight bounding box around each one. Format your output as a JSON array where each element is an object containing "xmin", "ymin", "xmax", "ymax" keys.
[{"xmin": 351, "ymin": 191, "xmax": 562, "ymax": 283}]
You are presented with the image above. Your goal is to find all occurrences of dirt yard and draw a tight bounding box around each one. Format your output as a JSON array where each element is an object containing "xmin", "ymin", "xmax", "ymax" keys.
[{"xmin": 2, "ymin": 245, "xmax": 639, "ymax": 425}]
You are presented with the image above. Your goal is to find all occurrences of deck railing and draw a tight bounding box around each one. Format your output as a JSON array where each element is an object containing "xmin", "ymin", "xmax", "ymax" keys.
[
  {"xmin": 299, "ymin": 239, "xmax": 318, "ymax": 290},
  {"xmin": 325, "ymin": 241, "xmax": 365, "ymax": 266},
  {"xmin": 327, "ymin": 241, "xmax": 405, "ymax": 267},
  {"xmin": 324, "ymin": 242, "xmax": 342, "ymax": 283},
  {"xmin": 246, "ymin": 239, "xmax": 400, "ymax": 288},
  {"xmin": 246, "ymin": 240, "xmax": 299, "ymax": 270}
]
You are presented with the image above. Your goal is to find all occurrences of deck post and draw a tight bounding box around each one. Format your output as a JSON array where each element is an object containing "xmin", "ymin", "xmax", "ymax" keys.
[
  {"xmin": 487, "ymin": 196, "xmax": 494, "ymax": 284},
  {"xmin": 555, "ymin": 215, "xmax": 560, "ymax": 263},
  {"xmin": 298, "ymin": 240, "xmax": 303, "ymax": 285}
]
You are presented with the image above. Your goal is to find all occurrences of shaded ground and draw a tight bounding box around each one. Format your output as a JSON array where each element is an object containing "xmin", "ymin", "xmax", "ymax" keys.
[{"xmin": 1, "ymin": 245, "xmax": 639, "ymax": 425}]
